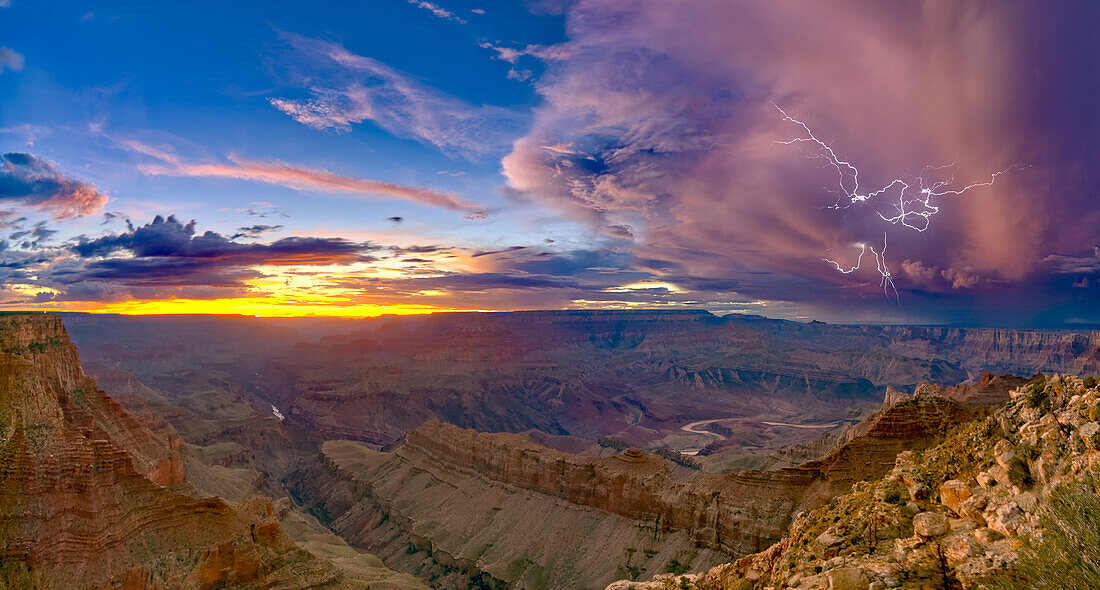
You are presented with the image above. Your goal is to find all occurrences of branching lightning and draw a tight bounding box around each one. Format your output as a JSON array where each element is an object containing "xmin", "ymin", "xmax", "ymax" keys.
[{"xmin": 773, "ymin": 103, "xmax": 1025, "ymax": 298}]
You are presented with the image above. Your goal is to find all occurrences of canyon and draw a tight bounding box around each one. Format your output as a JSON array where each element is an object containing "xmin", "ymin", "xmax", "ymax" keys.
[
  {"xmin": 3, "ymin": 310, "xmax": 1096, "ymax": 588},
  {"xmin": 0, "ymin": 313, "xmax": 421, "ymax": 589}
]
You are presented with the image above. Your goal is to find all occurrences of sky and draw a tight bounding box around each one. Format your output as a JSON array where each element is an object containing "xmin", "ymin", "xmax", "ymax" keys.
[{"xmin": 0, "ymin": 0, "xmax": 1098, "ymax": 326}]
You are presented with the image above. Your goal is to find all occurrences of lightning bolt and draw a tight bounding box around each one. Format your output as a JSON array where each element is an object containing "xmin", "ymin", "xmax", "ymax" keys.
[{"xmin": 774, "ymin": 103, "xmax": 1025, "ymax": 298}]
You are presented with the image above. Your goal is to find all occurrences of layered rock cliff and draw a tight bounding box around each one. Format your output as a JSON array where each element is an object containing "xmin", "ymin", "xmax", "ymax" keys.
[
  {"xmin": 0, "ymin": 313, "xmax": 340, "ymax": 589},
  {"xmin": 287, "ymin": 388, "xmax": 984, "ymax": 589}
]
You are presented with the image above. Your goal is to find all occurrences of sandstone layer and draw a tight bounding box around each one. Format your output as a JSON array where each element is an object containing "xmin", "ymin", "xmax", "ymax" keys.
[{"xmin": 288, "ymin": 388, "xmax": 981, "ymax": 589}]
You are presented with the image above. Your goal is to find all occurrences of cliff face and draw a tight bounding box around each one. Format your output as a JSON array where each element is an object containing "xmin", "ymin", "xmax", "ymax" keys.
[
  {"xmin": 880, "ymin": 327, "xmax": 1100, "ymax": 375},
  {"xmin": 0, "ymin": 313, "xmax": 338, "ymax": 589},
  {"xmin": 287, "ymin": 391, "xmax": 982, "ymax": 589},
  {"xmin": 290, "ymin": 435, "xmax": 732, "ymax": 590}
]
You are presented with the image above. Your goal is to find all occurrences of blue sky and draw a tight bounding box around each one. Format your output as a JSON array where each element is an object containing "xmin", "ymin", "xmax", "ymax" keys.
[
  {"xmin": 1, "ymin": 1, "xmax": 1098, "ymax": 325},
  {"xmin": 1, "ymin": 0, "xmax": 563, "ymax": 242}
]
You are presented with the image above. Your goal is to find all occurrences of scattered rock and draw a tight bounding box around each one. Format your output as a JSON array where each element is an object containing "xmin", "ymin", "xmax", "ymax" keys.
[
  {"xmin": 1016, "ymin": 491, "xmax": 1038, "ymax": 513},
  {"xmin": 945, "ymin": 534, "xmax": 979, "ymax": 562},
  {"xmin": 948, "ymin": 518, "xmax": 976, "ymax": 532},
  {"xmin": 1034, "ymin": 456, "xmax": 1058, "ymax": 483},
  {"xmin": 907, "ymin": 483, "xmax": 931, "ymax": 501},
  {"xmin": 973, "ymin": 527, "xmax": 1002, "ymax": 543},
  {"xmin": 913, "ymin": 512, "xmax": 949, "ymax": 537},
  {"xmin": 1079, "ymin": 422, "xmax": 1100, "ymax": 450},
  {"xmin": 976, "ymin": 471, "xmax": 996, "ymax": 489},
  {"xmin": 987, "ymin": 503, "xmax": 1024, "ymax": 537},
  {"xmin": 994, "ymin": 439, "xmax": 1017, "ymax": 470}
]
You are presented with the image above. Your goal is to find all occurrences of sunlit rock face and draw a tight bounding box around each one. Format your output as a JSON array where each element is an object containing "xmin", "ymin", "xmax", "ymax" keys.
[
  {"xmin": 0, "ymin": 313, "xmax": 337, "ymax": 589},
  {"xmin": 285, "ymin": 391, "xmax": 981, "ymax": 590}
]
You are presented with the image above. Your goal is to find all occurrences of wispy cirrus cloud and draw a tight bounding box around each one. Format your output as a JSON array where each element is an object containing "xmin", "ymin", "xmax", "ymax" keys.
[
  {"xmin": 407, "ymin": 0, "xmax": 466, "ymax": 24},
  {"xmin": 0, "ymin": 152, "xmax": 108, "ymax": 218},
  {"xmin": 123, "ymin": 140, "xmax": 487, "ymax": 217},
  {"xmin": 268, "ymin": 32, "xmax": 524, "ymax": 158},
  {"xmin": 0, "ymin": 47, "xmax": 23, "ymax": 73}
]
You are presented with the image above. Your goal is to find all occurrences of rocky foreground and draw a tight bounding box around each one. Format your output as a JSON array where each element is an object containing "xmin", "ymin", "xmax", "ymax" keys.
[{"xmin": 609, "ymin": 374, "xmax": 1100, "ymax": 589}]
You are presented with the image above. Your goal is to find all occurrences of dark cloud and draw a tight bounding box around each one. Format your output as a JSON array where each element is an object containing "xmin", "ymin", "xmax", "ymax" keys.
[
  {"xmin": 391, "ymin": 244, "xmax": 449, "ymax": 255},
  {"xmin": 230, "ymin": 224, "xmax": 283, "ymax": 239},
  {"xmin": 0, "ymin": 153, "xmax": 108, "ymax": 218},
  {"xmin": 73, "ymin": 215, "xmax": 366, "ymax": 261},
  {"xmin": 501, "ymin": 0, "xmax": 1100, "ymax": 323},
  {"xmin": 471, "ymin": 245, "xmax": 527, "ymax": 258},
  {"xmin": 59, "ymin": 215, "xmax": 374, "ymax": 288}
]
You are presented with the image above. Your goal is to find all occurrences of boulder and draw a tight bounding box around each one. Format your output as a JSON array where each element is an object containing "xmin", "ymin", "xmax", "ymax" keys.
[
  {"xmin": 939, "ymin": 480, "xmax": 972, "ymax": 514},
  {"xmin": 987, "ymin": 503, "xmax": 1024, "ymax": 537},
  {"xmin": 994, "ymin": 439, "xmax": 1017, "ymax": 470},
  {"xmin": 826, "ymin": 567, "xmax": 869, "ymax": 590},
  {"xmin": 1079, "ymin": 422, "xmax": 1100, "ymax": 450},
  {"xmin": 815, "ymin": 531, "xmax": 845, "ymax": 559},
  {"xmin": 913, "ymin": 512, "xmax": 949, "ymax": 537}
]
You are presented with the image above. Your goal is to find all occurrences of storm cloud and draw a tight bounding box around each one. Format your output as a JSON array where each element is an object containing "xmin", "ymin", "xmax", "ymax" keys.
[{"xmin": 502, "ymin": 1, "xmax": 1100, "ymax": 319}]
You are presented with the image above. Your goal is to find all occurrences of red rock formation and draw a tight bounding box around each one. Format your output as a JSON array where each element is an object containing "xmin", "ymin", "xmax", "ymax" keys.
[
  {"xmin": 0, "ymin": 313, "xmax": 337, "ymax": 589},
  {"xmin": 398, "ymin": 394, "xmax": 980, "ymax": 556},
  {"xmin": 284, "ymin": 390, "xmax": 985, "ymax": 590}
]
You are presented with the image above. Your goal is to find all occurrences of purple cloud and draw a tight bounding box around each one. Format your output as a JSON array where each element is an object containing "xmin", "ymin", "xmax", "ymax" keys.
[
  {"xmin": 500, "ymin": 0, "xmax": 1100, "ymax": 320},
  {"xmin": 0, "ymin": 153, "xmax": 108, "ymax": 218}
]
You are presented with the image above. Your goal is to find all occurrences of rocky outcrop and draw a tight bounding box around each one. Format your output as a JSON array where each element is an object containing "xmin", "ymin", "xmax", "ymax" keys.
[
  {"xmin": 614, "ymin": 374, "xmax": 1100, "ymax": 589},
  {"xmin": 934, "ymin": 371, "xmax": 1029, "ymax": 408},
  {"xmin": 287, "ymin": 390, "xmax": 982, "ymax": 589},
  {"xmin": 0, "ymin": 313, "xmax": 340, "ymax": 589}
]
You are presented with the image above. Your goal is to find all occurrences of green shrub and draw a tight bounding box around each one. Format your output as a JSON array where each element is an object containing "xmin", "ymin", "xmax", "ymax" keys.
[
  {"xmin": 1026, "ymin": 382, "xmax": 1051, "ymax": 412},
  {"xmin": 664, "ymin": 559, "xmax": 690, "ymax": 576},
  {"xmin": 1084, "ymin": 376, "xmax": 1098, "ymax": 390},
  {"xmin": 987, "ymin": 478, "xmax": 1100, "ymax": 589}
]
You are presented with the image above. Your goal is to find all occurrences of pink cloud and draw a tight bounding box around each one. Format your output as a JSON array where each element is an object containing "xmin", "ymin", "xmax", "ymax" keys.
[{"xmin": 125, "ymin": 140, "xmax": 486, "ymax": 216}]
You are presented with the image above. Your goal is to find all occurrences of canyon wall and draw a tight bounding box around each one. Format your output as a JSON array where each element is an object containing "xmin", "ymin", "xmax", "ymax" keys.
[
  {"xmin": 289, "ymin": 390, "xmax": 983, "ymax": 589},
  {"xmin": 0, "ymin": 313, "xmax": 339, "ymax": 589}
]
